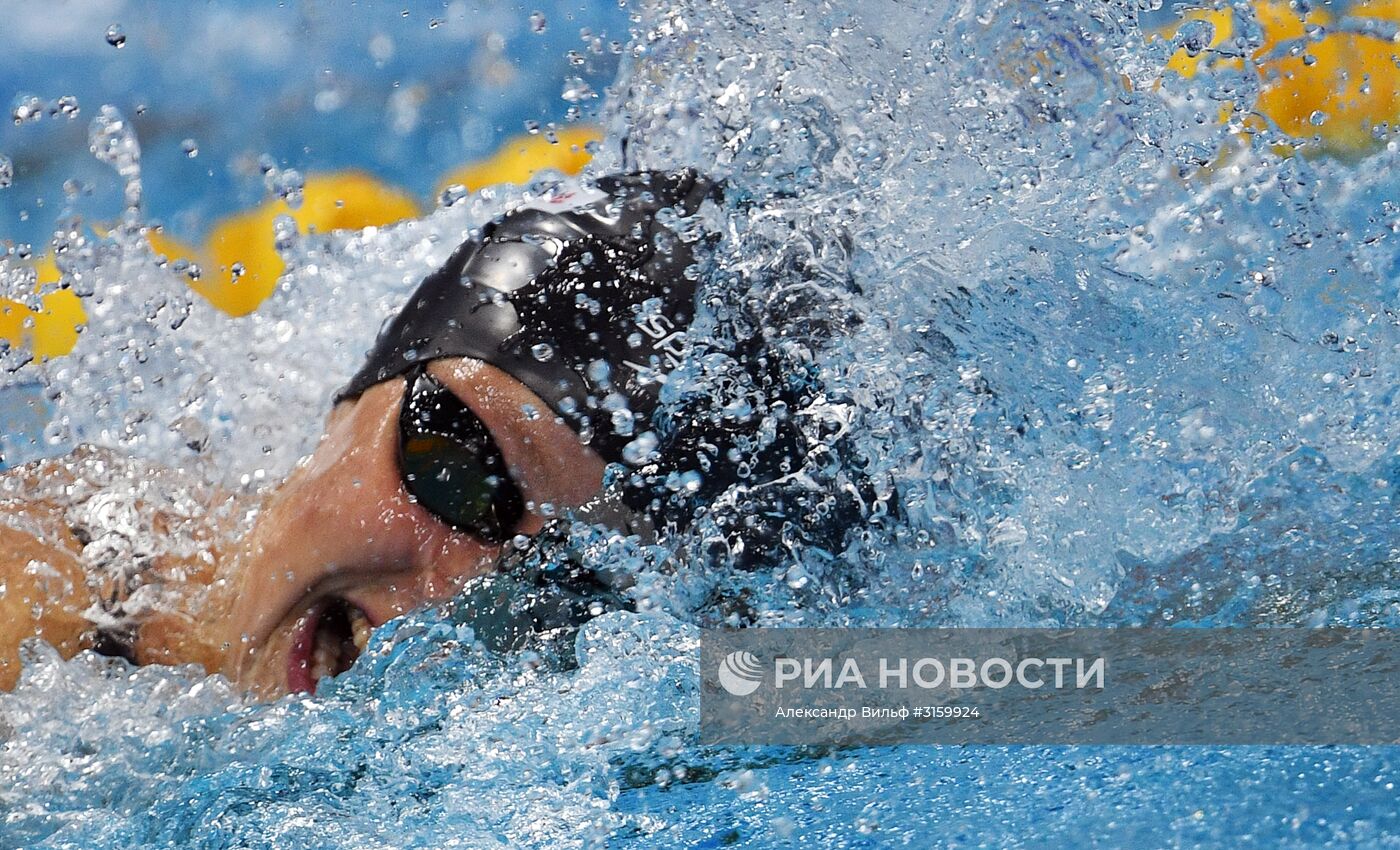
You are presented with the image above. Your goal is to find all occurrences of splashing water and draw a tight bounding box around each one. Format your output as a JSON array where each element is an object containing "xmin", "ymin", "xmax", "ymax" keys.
[
  {"xmin": 87, "ymin": 106, "xmax": 144, "ymax": 230},
  {"xmin": 3, "ymin": 0, "xmax": 1400, "ymax": 847}
]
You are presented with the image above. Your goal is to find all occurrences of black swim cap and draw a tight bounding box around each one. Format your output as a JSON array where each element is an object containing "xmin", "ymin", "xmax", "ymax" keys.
[{"xmin": 338, "ymin": 169, "xmax": 716, "ymax": 462}]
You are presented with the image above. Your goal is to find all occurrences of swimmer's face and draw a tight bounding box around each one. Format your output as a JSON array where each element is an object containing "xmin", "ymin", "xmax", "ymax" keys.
[{"xmin": 217, "ymin": 358, "xmax": 607, "ymax": 698}]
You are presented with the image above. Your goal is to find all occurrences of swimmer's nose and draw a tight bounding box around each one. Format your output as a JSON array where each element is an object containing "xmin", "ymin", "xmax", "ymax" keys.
[{"xmin": 220, "ymin": 377, "xmax": 500, "ymax": 683}]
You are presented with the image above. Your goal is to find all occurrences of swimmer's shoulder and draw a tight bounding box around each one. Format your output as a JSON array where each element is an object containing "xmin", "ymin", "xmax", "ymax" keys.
[
  {"xmin": 0, "ymin": 512, "xmax": 91, "ymax": 690},
  {"xmin": 0, "ymin": 446, "xmax": 242, "ymax": 689}
]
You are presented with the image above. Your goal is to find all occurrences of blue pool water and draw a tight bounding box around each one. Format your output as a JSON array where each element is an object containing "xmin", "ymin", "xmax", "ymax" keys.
[
  {"xmin": 0, "ymin": 0, "xmax": 627, "ymax": 247},
  {"xmin": 3, "ymin": 0, "xmax": 1400, "ymax": 847}
]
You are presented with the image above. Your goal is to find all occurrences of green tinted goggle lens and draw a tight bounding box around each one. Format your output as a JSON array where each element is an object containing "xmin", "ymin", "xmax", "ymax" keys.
[{"xmin": 398, "ymin": 367, "xmax": 524, "ymax": 543}]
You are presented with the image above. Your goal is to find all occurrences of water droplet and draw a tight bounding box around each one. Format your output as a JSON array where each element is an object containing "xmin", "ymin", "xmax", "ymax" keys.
[
  {"xmin": 622, "ymin": 431, "xmax": 659, "ymax": 465},
  {"xmin": 1173, "ymin": 19, "xmax": 1213, "ymax": 58},
  {"xmin": 561, "ymin": 77, "xmax": 596, "ymax": 103},
  {"xmin": 105, "ymin": 24, "xmax": 126, "ymax": 48},
  {"xmin": 51, "ymin": 96, "xmax": 79, "ymax": 119},
  {"xmin": 586, "ymin": 359, "xmax": 611, "ymax": 385},
  {"xmin": 1309, "ymin": 110, "xmax": 1327, "ymax": 126},
  {"xmin": 11, "ymin": 94, "xmax": 43, "ymax": 125},
  {"xmin": 438, "ymin": 183, "xmax": 469, "ymax": 207},
  {"xmin": 369, "ymin": 33, "xmax": 395, "ymax": 64},
  {"xmin": 89, "ymin": 106, "xmax": 139, "ymax": 168},
  {"xmin": 272, "ymin": 214, "xmax": 298, "ymax": 252},
  {"xmin": 88, "ymin": 105, "xmax": 142, "ymax": 217},
  {"xmin": 180, "ymin": 138, "xmax": 198, "ymax": 158},
  {"xmin": 529, "ymin": 11, "xmax": 547, "ymax": 33},
  {"xmin": 278, "ymin": 169, "xmax": 305, "ymax": 209},
  {"xmin": 0, "ymin": 155, "xmax": 12, "ymax": 189},
  {"xmin": 261, "ymin": 163, "xmax": 305, "ymax": 210}
]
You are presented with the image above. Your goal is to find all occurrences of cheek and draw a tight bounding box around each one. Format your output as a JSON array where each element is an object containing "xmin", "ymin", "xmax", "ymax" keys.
[{"xmin": 413, "ymin": 525, "xmax": 501, "ymax": 595}]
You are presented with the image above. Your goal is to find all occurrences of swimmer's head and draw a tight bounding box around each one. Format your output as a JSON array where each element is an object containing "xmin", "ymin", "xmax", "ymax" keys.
[
  {"xmin": 339, "ymin": 169, "xmax": 717, "ymax": 463},
  {"xmin": 216, "ymin": 171, "xmax": 717, "ymax": 696}
]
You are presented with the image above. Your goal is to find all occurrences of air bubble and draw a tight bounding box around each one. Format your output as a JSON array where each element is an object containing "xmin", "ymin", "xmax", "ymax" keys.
[
  {"xmin": 105, "ymin": 24, "xmax": 127, "ymax": 48},
  {"xmin": 531, "ymin": 342, "xmax": 555, "ymax": 361},
  {"xmin": 180, "ymin": 139, "xmax": 198, "ymax": 158},
  {"xmin": 0, "ymin": 155, "xmax": 12, "ymax": 189},
  {"xmin": 529, "ymin": 11, "xmax": 546, "ymax": 33}
]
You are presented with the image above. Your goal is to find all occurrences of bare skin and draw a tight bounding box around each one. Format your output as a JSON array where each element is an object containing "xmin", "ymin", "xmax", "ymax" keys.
[
  {"xmin": 0, "ymin": 357, "xmax": 607, "ymax": 698},
  {"xmin": 0, "ymin": 524, "xmax": 91, "ymax": 690},
  {"xmin": 0, "ymin": 447, "xmax": 232, "ymax": 689}
]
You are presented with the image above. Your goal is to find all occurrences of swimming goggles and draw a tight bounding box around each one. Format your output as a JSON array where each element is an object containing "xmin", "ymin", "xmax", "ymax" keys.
[
  {"xmin": 397, "ymin": 363, "xmax": 525, "ymax": 544},
  {"xmin": 397, "ymin": 362, "xmax": 639, "ymax": 655}
]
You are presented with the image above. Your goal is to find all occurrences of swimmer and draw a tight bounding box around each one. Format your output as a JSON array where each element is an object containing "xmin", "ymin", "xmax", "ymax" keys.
[{"xmin": 0, "ymin": 170, "xmax": 721, "ymax": 697}]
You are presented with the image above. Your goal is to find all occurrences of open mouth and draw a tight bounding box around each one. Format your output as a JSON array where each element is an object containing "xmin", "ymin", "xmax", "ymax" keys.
[{"xmin": 287, "ymin": 597, "xmax": 373, "ymax": 694}]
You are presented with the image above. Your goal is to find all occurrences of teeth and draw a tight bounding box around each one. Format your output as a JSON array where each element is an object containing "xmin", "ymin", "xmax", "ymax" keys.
[
  {"xmin": 310, "ymin": 611, "xmax": 337, "ymax": 685},
  {"xmin": 305, "ymin": 599, "xmax": 373, "ymax": 689},
  {"xmin": 348, "ymin": 604, "xmax": 372, "ymax": 654}
]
